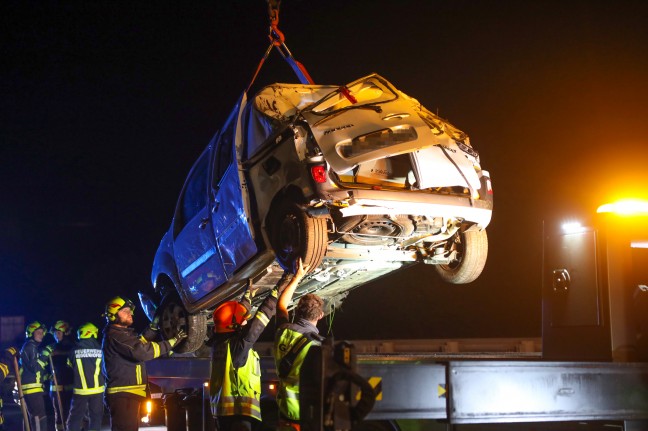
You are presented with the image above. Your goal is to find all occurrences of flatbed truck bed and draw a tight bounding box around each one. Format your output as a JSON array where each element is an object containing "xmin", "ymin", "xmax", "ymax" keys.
[{"xmin": 146, "ymin": 338, "xmax": 648, "ymax": 430}]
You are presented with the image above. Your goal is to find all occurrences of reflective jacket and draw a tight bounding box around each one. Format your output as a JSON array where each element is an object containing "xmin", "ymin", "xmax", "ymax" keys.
[
  {"xmin": 0, "ymin": 350, "xmax": 13, "ymax": 427},
  {"xmin": 209, "ymin": 294, "xmax": 277, "ymax": 422},
  {"xmin": 102, "ymin": 324, "xmax": 174, "ymax": 398},
  {"xmin": 50, "ymin": 338, "xmax": 74, "ymax": 393},
  {"xmin": 274, "ymin": 318, "xmax": 323, "ymax": 421},
  {"xmin": 19, "ymin": 339, "xmax": 48, "ymax": 395},
  {"xmin": 70, "ymin": 338, "xmax": 105, "ymax": 396}
]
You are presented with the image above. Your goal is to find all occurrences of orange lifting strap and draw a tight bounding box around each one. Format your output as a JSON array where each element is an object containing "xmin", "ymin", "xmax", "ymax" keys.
[{"xmin": 246, "ymin": 0, "xmax": 315, "ymax": 93}]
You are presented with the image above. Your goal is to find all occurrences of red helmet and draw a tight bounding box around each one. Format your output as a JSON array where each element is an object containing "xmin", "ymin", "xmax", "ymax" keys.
[{"xmin": 212, "ymin": 301, "xmax": 250, "ymax": 333}]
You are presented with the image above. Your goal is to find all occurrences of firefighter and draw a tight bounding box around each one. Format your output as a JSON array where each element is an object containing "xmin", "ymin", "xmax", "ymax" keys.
[
  {"xmin": 1, "ymin": 346, "xmax": 18, "ymax": 431},
  {"xmin": 102, "ymin": 296, "xmax": 186, "ymax": 431},
  {"xmin": 66, "ymin": 322, "xmax": 104, "ymax": 431},
  {"xmin": 20, "ymin": 321, "xmax": 53, "ymax": 431},
  {"xmin": 208, "ymin": 259, "xmax": 308, "ymax": 431},
  {"xmin": 274, "ymin": 260, "xmax": 324, "ymax": 431},
  {"xmin": 49, "ymin": 320, "xmax": 74, "ymax": 430}
]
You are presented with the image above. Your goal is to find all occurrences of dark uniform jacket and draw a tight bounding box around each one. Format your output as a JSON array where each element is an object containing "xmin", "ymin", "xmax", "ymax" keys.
[
  {"xmin": 19, "ymin": 339, "xmax": 48, "ymax": 394},
  {"xmin": 50, "ymin": 339, "xmax": 74, "ymax": 392},
  {"xmin": 69, "ymin": 338, "xmax": 105, "ymax": 395},
  {"xmin": 102, "ymin": 324, "xmax": 173, "ymax": 398},
  {"xmin": 0, "ymin": 349, "xmax": 15, "ymax": 428}
]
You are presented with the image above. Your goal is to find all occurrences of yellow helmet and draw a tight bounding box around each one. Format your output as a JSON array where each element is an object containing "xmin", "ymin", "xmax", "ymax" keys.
[
  {"xmin": 104, "ymin": 296, "xmax": 136, "ymax": 322},
  {"xmin": 212, "ymin": 301, "xmax": 250, "ymax": 333},
  {"xmin": 25, "ymin": 321, "xmax": 47, "ymax": 338},
  {"xmin": 51, "ymin": 320, "xmax": 70, "ymax": 335},
  {"xmin": 77, "ymin": 322, "xmax": 99, "ymax": 339}
]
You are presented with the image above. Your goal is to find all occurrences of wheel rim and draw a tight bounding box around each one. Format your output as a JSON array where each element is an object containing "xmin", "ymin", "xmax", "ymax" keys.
[{"xmin": 344, "ymin": 219, "xmax": 401, "ymax": 245}]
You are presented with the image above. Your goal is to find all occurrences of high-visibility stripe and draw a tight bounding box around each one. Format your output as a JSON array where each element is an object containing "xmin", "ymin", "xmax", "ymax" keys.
[
  {"xmin": 256, "ymin": 312, "xmax": 269, "ymax": 326},
  {"xmin": 93, "ymin": 358, "xmax": 101, "ymax": 388},
  {"xmin": 284, "ymin": 389, "xmax": 299, "ymax": 399},
  {"xmin": 21, "ymin": 383, "xmax": 43, "ymax": 390},
  {"xmin": 73, "ymin": 386, "xmax": 105, "ymax": 395},
  {"xmin": 0, "ymin": 363, "xmax": 8, "ymax": 378},
  {"xmin": 152, "ymin": 342, "xmax": 160, "ymax": 358},
  {"xmin": 106, "ymin": 385, "xmax": 147, "ymax": 397},
  {"xmin": 136, "ymin": 365, "xmax": 142, "ymax": 385},
  {"xmin": 22, "ymin": 383, "xmax": 44, "ymax": 394},
  {"xmin": 214, "ymin": 396, "xmax": 261, "ymax": 419},
  {"xmin": 37, "ymin": 359, "xmax": 47, "ymax": 368},
  {"xmin": 77, "ymin": 358, "xmax": 88, "ymax": 389}
]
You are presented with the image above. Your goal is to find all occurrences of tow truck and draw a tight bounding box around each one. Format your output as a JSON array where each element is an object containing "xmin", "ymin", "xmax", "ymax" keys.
[{"xmin": 145, "ymin": 200, "xmax": 648, "ymax": 430}]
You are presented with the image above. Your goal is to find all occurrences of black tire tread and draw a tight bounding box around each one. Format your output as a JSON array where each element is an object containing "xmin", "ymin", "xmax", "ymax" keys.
[{"xmin": 434, "ymin": 229, "xmax": 488, "ymax": 284}]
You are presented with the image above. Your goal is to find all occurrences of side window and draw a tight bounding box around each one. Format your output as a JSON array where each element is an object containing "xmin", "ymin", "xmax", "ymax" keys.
[
  {"xmin": 177, "ymin": 149, "xmax": 210, "ymax": 231},
  {"xmin": 213, "ymin": 118, "xmax": 235, "ymax": 187}
]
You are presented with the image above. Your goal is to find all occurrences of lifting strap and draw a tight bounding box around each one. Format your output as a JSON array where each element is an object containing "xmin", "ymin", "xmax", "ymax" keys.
[{"xmin": 246, "ymin": 0, "xmax": 315, "ymax": 93}]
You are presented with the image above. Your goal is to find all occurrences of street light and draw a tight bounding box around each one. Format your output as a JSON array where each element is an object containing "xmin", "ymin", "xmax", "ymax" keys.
[{"xmin": 561, "ymin": 221, "xmax": 587, "ymax": 234}]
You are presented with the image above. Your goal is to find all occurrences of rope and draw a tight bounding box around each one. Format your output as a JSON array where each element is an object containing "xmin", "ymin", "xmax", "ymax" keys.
[{"xmin": 245, "ymin": 0, "xmax": 315, "ymax": 92}]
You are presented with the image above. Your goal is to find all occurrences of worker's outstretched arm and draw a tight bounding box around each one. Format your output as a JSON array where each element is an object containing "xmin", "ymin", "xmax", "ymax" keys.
[{"xmin": 277, "ymin": 258, "xmax": 308, "ymax": 321}]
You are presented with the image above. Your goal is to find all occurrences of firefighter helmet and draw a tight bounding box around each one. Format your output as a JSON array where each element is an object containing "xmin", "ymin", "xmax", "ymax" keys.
[
  {"xmin": 77, "ymin": 322, "xmax": 99, "ymax": 339},
  {"xmin": 25, "ymin": 321, "xmax": 47, "ymax": 338},
  {"xmin": 51, "ymin": 320, "xmax": 70, "ymax": 335},
  {"xmin": 104, "ymin": 296, "xmax": 136, "ymax": 322},
  {"xmin": 212, "ymin": 301, "xmax": 250, "ymax": 333}
]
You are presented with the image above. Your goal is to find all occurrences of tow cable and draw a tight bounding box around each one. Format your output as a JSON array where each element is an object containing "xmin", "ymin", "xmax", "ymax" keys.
[{"xmin": 246, "ymin": 0, "xmax": 315, "ymax": 92}]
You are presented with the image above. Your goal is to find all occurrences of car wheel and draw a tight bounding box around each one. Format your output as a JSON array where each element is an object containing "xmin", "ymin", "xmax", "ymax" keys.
[
  {"xmin": 158, "ymin": 295, "xmax": 207, "ymax": 353},
  {"xmin": 434, "ymin": 228, "xmax": 488, "ymax": 284},
  {"xmin": 271, "ymin": 200, "xmax": 327, "ymax": 272}
]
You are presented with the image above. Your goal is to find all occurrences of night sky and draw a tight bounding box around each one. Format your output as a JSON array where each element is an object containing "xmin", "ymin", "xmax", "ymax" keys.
[{"xmin": 2, "ymin": 1, "xmax": 648, "ymax": 341}]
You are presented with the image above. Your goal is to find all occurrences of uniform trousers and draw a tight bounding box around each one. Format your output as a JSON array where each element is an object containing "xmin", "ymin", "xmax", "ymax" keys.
[
  {"xmin": 24, "ymin": 392, "xmax": 49, "ymax": 431},
  {"xmin": 105, "ymin": 394, "xmax": 141, "ymax": 431},
  {"xmin": 67, "ymin": 393, "xmax": 104, "ymax": 431}
]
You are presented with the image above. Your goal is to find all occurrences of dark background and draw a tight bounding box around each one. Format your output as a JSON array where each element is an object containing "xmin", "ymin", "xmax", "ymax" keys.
[{"xmin": 2, "ymin": 1, "xmax": 648, "ymax": 340}]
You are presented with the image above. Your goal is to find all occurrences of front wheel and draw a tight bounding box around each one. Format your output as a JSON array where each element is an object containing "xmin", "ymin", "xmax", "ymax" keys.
[
  {"xmin": 270, "ymin": 200, "xmax": 328, "ymax": 272},
  {"xmin": 158, "ymin": 295, "xmax": 207, "ymax": 353},
  {"xmin": 433, "ymin": 228, "xmax": 488, "ymax": 284}
]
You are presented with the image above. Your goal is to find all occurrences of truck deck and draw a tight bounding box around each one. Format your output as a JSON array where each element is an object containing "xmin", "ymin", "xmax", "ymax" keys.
[{"xmin": 146, "ymin": 337, "xmax": 648, "ymax": 430}]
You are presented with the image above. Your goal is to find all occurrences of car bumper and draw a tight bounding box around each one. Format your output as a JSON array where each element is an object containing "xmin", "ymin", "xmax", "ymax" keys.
[{"xmin": 338, "ymin": 189, "xmax": 493, "ymax": 228}]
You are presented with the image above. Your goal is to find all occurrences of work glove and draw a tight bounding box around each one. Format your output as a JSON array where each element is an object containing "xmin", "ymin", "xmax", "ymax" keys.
[
  {"xmin": 149, "ymin": 315, "xmax": 160, "ymax": 331},
  {"xmin": 169, "ymin": 329, "xmax": 188, "ymax": 348},
  {"xmin": 242, "ymin": 279, "xmax": 260, "ymax": 304},
  {"xmin": 40, "ymin": 344, "xmax": 54, "ymax": 358},
  {"xmin": 272, "ymin": 272, "xmax": 291, "ymax": 298}
]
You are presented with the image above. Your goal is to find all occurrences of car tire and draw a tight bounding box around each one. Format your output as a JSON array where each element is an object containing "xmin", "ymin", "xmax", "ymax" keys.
[
  {"xmin": 270, "ymin": 200, "xmax": 327, "ymax": 272},
  {"xmin": 158, "ymin": 295, "xmax": 207, "ymax": 353},
  {"xmin": 434, "ymin": 228, "xmax": 488, "ymax": 284}
]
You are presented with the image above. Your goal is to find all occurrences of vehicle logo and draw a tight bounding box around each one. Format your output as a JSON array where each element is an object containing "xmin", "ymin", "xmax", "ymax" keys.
[{"xmin": 323, "ymin": 124, "xmax": 354, "ymax": 135}]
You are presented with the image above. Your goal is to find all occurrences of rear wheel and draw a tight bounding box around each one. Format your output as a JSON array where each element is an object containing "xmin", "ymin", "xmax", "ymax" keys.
[
  {"xmin": 434, "ymin": 228, "xmax": 488, "ymax": 284},
  {"xmin": 158, "ymin": 295, "xmax": 207, "ymax": 353},
  {"xmin": 270, "ymin": 200, "xmax": 327, "ymax": 272}
]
